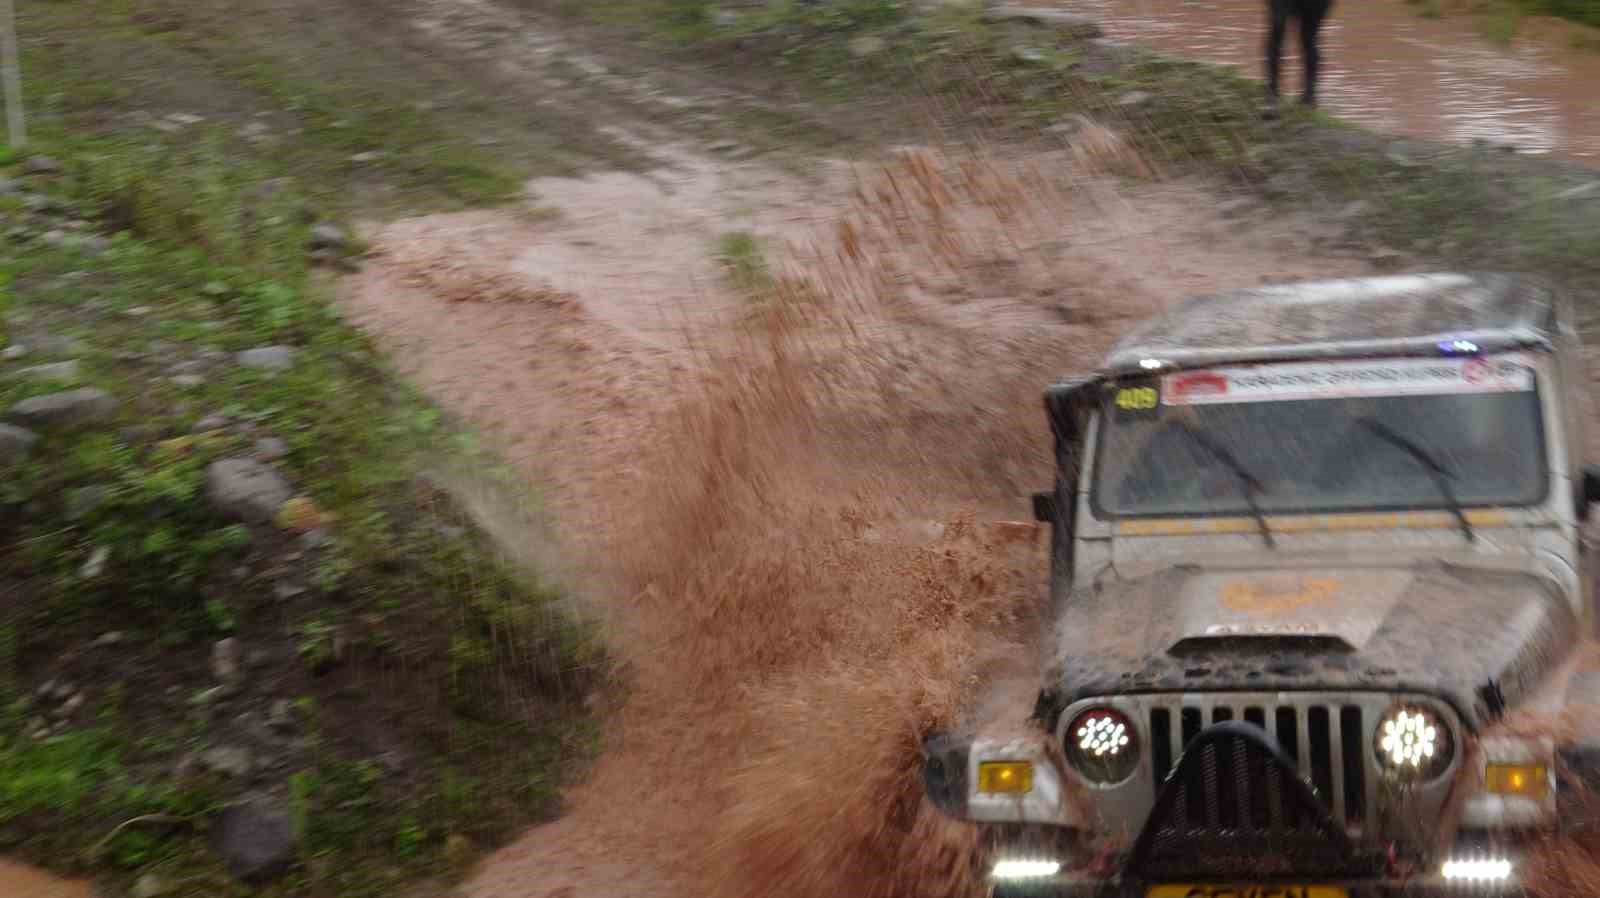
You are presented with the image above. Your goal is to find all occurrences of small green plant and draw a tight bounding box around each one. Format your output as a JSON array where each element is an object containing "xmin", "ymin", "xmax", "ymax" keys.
[
  {"xmin": 715, "ymin": 231, "xmax": 772, "ymax": 295},
  {"xmin": 204, "ymin": 598, "xmax": 237, "ymax": 634},
  {"xmin": 394, "ymin": 819, "xmax": 428, "ymax": 858},
  {"xmin": 296, "ymin": 615, "xmax": 338, "ymax": 671}
]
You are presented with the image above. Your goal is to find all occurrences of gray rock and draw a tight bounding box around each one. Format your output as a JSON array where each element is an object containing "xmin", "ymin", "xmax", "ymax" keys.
[
  {"xmin": 190, "ymin": 686, "xmax": 226, "ymax": 707},
  {"xmin": 308, "ymin": 223, "xmax": 349, "ymax": 251},
  {"xmin": 31, "ymin": 334, "xmax": 84, "ymax": 355},
  {"xmin": 66, "ymin": 484, "xmax": 111, "ymax": 520},
  {"xmin": 273, "ymin": 583, "xmax": 307, "ymax": 602},
  {"xmin": 1117, "ymin": 90, "xmax": 1153, "ymax": 108},
  {"xmin": 133, "ymin": 873, "xmax": 175, "ymax": 898},
  {"xmin": 117, "ymin": 426, "xmax": 157, "ymax": 446},
  {"xmin": 0, "ymin": 177, "xmax": 17, "ymax": 196},
  {"xmin": 22, "ymin": 155, "xmax": 64, "ymax": 175},
  {"xmin": 170, "ymin": 374, "xmax": 205, "ymax": 388},
  {"xmin": 35, "ymin": 679, "xmax": 57, "ymax": 700},
  {"xmin": 9, "ymin": 359, "xmax": 80, "ymax": 383},
  {"xmin": 1369, "ymin": 247, "xmax": 1406, "ymax": 271},
  {"xmin": 982, "ymin": 5, "xmax": 1103, "ymax": 37},
  {"xmin": 216, "ymin": 800, "xmax": 296, "ymax": 880},
  {"xmin": 80, "ymin": 546, "xmax": 110, "ymax": 579},
  {"xmin": 1336, "ymin": 200, "xmax": 1373, "ymax": 221},
  {"xmin": 212, "ymin": 638, "xmax": 242, "ymax": 683},
  {"xmin": 0, "ymin": 423, "xmax": 38, "ymax": 463},
  {"xmin": 1217, "ymin": 197, "xmax": 1257, "ymax": 220},
  {"xmin": 57, "ymin": 692, "xmax": 85, "ymax": 717},
  {"xmin": 202, "ymin": 746, "xmax": 254, "ymax": 778},
  {"xmin": 2, "ymin": 344, "xmax": 25, "ymax": 360},
  {"xmin": 168, "ymin": 359, "xmax": 213, "ymax": 377},
  {"xmin": 237, "ymin": 346, "xmax": 296, "ymax": 372},
  {"xmin": 1386, "ymin": 147, "xmax": 1422, "ymax": 169},
  {"xmin": 207, "ymin": 458, "xmax": 293, "ymax": 524},
  {"xmin": 193, "ymin": 414, "xmax": 230, "ymax": 433},
  {"xmin": 848, "ymin": 35, "xmax": 887, "ymax": 58},
  {"xmin": 7, "ymin": 388, "xmax": 118, "ymax": 428},
  {"xmin": 22, "ymin": 193, "xmax": 61, "ymax": 213},
  {"xmin": 348, "ymin": 151, "xmax": 385, "ymax": 163},
  {"xmin": 1010, "ymin": 46, "xmax": 1046, "ymax": 64},
  {"xmin": 254, "ymin": 437, "xmax": 289, "ymax": 462},
  {"xmin": 267, "ymin": 699, "xmax": 294, "ymax": 731},
  {"xmin": 94, "ymin": 631, "xmax": 126, "ymax": 647}
]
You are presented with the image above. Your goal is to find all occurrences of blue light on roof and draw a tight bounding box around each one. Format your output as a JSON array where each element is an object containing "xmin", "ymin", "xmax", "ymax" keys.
[{"xmin": 1438, "ymin": 339, "xmax": 1480, "ymax": 355}]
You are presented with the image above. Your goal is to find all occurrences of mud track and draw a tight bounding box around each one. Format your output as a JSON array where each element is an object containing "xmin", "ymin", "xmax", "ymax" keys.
[{"xmin": 334, "ymin": 5, "xmax": 1393, "ymax": 897}]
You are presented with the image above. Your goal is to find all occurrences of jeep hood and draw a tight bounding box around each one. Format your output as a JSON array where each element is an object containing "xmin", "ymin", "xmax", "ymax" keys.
[{"xmin": 1045, "ymin": 562, "xmax": 1577, "ymax": 728}]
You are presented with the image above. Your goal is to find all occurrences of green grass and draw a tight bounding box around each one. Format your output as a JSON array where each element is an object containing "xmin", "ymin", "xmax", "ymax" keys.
[
  {"xmin": 1406, "ymin": 0, "xmax": 1600, "ymax": 40},
  {"xmin": 715, "ymin": 231, "xmax": 772, "ymax": 295},
  {"xmin": 0, "ymin": 0, "xmax": 606, "ymax": 893}
]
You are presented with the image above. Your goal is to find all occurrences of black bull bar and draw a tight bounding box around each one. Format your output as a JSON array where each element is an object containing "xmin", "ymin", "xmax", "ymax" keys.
[{"xmin": 1126, "ymin": 721, "xmax": 1383, "ymax": 883}]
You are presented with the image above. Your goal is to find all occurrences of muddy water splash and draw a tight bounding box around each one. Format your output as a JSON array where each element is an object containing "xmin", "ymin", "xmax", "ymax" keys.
[
  {"xmin": 343, "ymin": 126, "xmax": 1372, "ymax": 896},
  {"xmin": 1070, "ymin": 0, "xmax": 1600, "ymax": 163}
]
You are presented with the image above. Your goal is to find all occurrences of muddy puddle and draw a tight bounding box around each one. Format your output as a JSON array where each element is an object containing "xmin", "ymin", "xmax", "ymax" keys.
[
  {"xmin": 0, "ymin": 860, "xmax": 93, "ymax": 898},
  {"xmin": 1067, "ymin": 0, "xmax": 1600, "ymax": 163}
]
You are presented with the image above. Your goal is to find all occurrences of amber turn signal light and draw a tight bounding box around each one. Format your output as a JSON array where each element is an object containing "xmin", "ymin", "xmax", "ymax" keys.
[
  {"xmin": 1484, "ymin": 763, "xmax": 1548, "ymax": 798},
  {"xmin": 977, "ymin": 761, "xmax": 1034, "ymax": 794}
]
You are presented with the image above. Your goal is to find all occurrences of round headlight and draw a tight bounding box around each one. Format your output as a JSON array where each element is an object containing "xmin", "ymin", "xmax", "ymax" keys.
[
  {"xmin": 1065, "ymin": 707, "xmax": 1140, "ymax": 785},
  {"xmin": 1374, "ymin": 704, "xmax": 1454, "ymax": 781}
]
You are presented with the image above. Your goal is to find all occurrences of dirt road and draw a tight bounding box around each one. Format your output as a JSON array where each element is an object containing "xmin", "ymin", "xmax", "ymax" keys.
[{"xmin": 327, "ymin": 6, "xmax": 1395, "ymax": 897}]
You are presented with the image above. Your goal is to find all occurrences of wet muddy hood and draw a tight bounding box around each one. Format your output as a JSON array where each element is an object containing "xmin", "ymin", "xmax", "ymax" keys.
[{"xmin": 1045, "ymin": 562, "xmax": 1577, "ymax": 728}]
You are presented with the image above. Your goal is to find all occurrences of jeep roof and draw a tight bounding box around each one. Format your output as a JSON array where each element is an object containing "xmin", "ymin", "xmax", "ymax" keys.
[{"xmin": 1101, "ymin": 272, "xmax": 1562, "ymax": 376}]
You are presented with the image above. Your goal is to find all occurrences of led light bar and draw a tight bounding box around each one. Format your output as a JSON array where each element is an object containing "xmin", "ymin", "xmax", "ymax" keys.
[
  {"xmin": 1441, "ymin": 857, "xmax": 1513, "ymax": 882},
  {"xmin": 991, "ymin": 860, "xmax": 1062, "ymax": 880}
]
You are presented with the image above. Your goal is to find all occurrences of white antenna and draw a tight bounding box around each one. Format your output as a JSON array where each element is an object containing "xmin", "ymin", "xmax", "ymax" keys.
[{"xmin": 0, "ymin": 0, "xmax": 23, "ymax": 149}]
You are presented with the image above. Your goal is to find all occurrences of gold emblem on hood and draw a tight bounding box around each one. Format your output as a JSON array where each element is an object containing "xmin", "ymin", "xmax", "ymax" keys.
[{"xmin": 1219, "ymin": 577, "xmax": 1341, "ymax": 614}]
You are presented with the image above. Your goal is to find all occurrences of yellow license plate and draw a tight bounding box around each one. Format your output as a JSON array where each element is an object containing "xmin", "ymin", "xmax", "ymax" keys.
[{"xmin": 1147, "ymin": 887, "xmax": 1349, "ymax": 898}]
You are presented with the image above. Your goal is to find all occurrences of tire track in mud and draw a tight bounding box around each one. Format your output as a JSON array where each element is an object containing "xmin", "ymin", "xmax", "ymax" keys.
[{"xmin": 339, "ymin": 124, "xmax": 1372, "ymax": 897}]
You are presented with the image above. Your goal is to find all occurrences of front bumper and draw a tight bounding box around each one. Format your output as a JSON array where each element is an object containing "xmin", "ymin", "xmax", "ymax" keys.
[
  {"xmin": 983, "ymin": 835, "xmax": 1533, "ymax": 898},
  {"xmin": 989, "ymin": 876, "xmax": 1522, "ymax": 898}
]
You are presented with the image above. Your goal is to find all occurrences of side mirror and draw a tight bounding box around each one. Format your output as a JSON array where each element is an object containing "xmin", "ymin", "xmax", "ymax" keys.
[
  {"xmin": 1583, "ymin": 466, "xmax": 1600, "ymax": 520},
  {"xmin": 1032, "ymin": 491, "xmax": 1058, "ymax": 524}
]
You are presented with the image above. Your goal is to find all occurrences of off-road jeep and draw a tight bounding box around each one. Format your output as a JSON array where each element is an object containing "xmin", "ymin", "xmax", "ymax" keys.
[{"xmin": 923, "ymin": 273, "xmax": 1600, "ymax": 897}]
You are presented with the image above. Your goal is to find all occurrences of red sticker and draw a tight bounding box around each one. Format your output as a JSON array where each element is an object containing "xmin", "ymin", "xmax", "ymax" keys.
[{"xmin": 1168, "ymin": 371, "xmax": 1229, "ymax": 400}]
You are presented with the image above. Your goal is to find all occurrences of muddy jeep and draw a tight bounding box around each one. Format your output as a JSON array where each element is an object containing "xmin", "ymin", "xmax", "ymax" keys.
[{"xmin": 924, "ymin": 273, "xmax": 1600, "ymax": 897}]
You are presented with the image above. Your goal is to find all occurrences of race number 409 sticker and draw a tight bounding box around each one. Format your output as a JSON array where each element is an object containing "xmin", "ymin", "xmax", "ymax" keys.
[{"xmin": 1162, "ymin": 355, "xmax": 1533, "ymax": 406}]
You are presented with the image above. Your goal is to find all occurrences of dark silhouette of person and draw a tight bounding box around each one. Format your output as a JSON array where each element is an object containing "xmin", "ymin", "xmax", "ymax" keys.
[{"xmin": 1265, "ymin": 0, "xmax": 1335, "ymax": 118}]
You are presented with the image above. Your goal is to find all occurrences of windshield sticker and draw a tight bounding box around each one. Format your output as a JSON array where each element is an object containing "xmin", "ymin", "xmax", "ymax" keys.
[
  {"xmin": 1162, "ymin": 355, "xmax": 1533, "ymax": 405},
  {"xmin": 1112, "ymin": 383, "xmax": 1160, "ymax": 420}
]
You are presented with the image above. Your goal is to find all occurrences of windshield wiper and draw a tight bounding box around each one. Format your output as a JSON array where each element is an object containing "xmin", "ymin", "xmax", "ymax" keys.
[
  {"xmin": 1169, "ymin": 419, "xmax": 1275, "ymax": 548},
  {"xmin": 1353, "ymin": 417, "xmax": 1475, "ymax": 543}
]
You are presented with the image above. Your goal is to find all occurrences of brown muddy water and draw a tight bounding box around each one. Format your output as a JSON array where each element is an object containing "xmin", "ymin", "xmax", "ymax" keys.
[{"xmin": 1068, "ymin": 0, "xmax": 1600, "ymax": 164}]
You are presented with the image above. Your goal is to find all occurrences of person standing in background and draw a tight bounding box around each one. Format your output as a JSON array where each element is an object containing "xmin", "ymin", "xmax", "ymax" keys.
[{"xmin": 1264, "ymin": 0, "xmax": 1335, "ymax": 119}]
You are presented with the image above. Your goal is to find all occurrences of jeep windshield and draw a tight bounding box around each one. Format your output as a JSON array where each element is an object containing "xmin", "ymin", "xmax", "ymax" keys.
[{"xmin": 1092, "ymin": 354, "xmax": 1548, "ymax": 518}]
